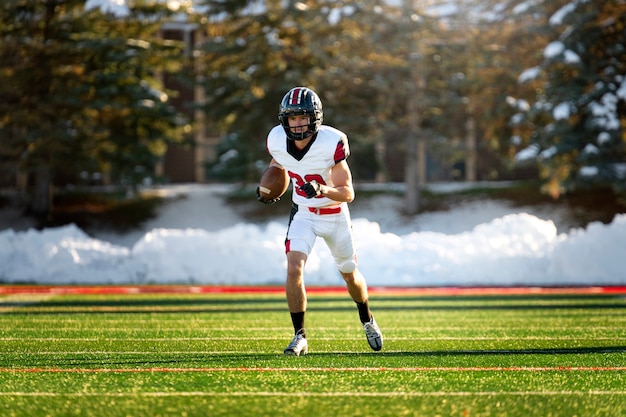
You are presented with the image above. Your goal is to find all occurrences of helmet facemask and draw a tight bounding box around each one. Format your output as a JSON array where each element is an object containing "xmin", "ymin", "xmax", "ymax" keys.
[{"xmin": 278, "ymin": 87, "xmax": 323, "ymax": 141}]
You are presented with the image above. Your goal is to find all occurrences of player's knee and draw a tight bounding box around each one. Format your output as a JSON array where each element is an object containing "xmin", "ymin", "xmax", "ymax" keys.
[
  {"xmin": 338, "ymin": 259, "xmax": 357, "ymax": 274},
  {"xmin": 287, "ymin": 266, "xmax": 305, "ymax": 284},
  {"xmin": 287, "ymin": 251, "xmax": 306, "ymax": 268},
  {"xmin": 287, "ymin": 260, "xmax": 304, "ymax": 275},
  {"xmin": 337, "ymin": 251, "xmax": 357, "ymax": 273}
]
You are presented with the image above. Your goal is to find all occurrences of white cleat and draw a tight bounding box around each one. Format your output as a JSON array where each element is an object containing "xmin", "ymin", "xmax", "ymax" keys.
[
  {"xmin": 283, "ymin": 329, "xmax": 308, "ymax": 356},
  {"xmin": 363, "ymin": 318, "xmax": 383, "ymax": 351}
]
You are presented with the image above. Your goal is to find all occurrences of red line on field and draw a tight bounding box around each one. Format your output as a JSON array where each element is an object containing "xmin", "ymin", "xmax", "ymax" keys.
[
  {"xmin": 2, "ymin": 285, "xmax": 626, "ymax": 296},
  {"xmin": 2, "ymin": 366, "xmax": 626, "ymax": 374}
]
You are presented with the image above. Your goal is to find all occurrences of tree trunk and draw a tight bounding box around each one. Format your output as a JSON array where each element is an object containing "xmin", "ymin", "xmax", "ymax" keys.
[
  {"xmin": 405, "ymin": 133, "xmax": 420, "ymax": 215},
  {"xmin": 374, "ymin": 140, "xmax": 387, "ymax": 183},
  {"xmin": 465, "ymin": 117, "xmax": 477, "ymax": 182},
  {"xmin": 31, "ymin": 165, "xmax": 52, "ymax": 217}
]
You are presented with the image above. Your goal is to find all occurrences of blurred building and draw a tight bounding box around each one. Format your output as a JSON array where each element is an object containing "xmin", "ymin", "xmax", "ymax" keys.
[
  {"xmin": 158, "ymin": 21, "xmax": 218, "ymax": 183},
  {"xmin": 0, "ymin": 2, "xmax": 219, "ymax": 190}
]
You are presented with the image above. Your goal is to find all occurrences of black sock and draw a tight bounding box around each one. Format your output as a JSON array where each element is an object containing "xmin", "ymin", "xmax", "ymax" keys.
[
  {"xmin": 356, "ymin": 300, "xmax": 372, "ymax": 324},
  {"xmin": 290, "ymin": 311, "xmax": 306, "ymax": 337}
]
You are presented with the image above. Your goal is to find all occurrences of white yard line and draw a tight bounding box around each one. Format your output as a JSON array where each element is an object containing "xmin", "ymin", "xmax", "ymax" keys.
[
  {"xmin": 3, "ymin": 366, "xmax": 626, "ymax": 372},
  {"xmin": 1, "ymin": 336, "xmax": 625, "ymax": 341},
  {"xmin": 1, "ymin": 391, "xmax": 626, "ymax": 397}
]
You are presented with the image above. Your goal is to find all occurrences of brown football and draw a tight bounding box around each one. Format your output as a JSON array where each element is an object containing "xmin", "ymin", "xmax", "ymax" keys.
[{"xmin": 258, "ymin": 166, "xmax": 290, "ymax": 200}]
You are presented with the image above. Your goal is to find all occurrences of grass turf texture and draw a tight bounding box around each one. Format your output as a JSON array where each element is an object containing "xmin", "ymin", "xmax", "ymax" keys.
[{"xmin": 1, "ymin": 288, "xmax": 625, "ymax": 416}]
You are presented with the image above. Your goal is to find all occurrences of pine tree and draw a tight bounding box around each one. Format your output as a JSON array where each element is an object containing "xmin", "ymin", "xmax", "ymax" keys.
[
  {"xmin": 0, "ymin": 0, "xmax": 188, "ymax": 215},
  {"xmin": 513, "ymin": 0, "xmax": 626, "ymax": 196},
  {"xmin": 195, "ymin": 0, "xmax": 411, "ymax": 182}
]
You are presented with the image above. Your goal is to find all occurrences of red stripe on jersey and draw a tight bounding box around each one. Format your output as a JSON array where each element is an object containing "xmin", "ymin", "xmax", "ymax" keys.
[
  {"xmin": 334, "ymin": 140, "xmax": 346, "ymax": 163},
  {"xmin": 290, "ymin": 88, "xmax": 302, "ymax": 105}
]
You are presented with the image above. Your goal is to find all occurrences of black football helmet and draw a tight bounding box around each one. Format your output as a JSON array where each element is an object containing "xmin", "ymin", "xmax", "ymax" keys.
[{"xmin": 278, "ymin": 87, "xmax": 323, "ymax": 141}]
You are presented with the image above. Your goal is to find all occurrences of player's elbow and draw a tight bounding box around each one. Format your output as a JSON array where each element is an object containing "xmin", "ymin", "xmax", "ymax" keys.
[{"xmin": 342, "ymin": 187, "xmax": 355, "ymax": 203}]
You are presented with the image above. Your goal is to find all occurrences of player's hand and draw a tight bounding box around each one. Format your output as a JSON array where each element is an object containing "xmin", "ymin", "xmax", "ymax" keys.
[
  {"xmin": 256, "ymin": 187, "xmax": 280, "ymax": 205},
  {"xmin": 301, "ymin": 181, "xmax": 322, "ymax": 199}
]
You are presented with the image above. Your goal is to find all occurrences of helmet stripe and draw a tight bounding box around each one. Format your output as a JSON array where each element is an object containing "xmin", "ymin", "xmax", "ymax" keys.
[{"xmin": 290, "ymin": 87, "xmax": 302, "ymax": 105}]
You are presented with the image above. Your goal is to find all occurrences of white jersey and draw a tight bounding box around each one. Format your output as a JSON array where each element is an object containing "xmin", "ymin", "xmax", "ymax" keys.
[{"xmin": 266, "ymin": 124, "xmax": 350, "ymax": 208}]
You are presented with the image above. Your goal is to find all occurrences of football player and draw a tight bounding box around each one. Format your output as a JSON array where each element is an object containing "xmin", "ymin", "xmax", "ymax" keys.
[{"xmin": 258, "ymin": 86, "xmax": 383, "ymax": 356}]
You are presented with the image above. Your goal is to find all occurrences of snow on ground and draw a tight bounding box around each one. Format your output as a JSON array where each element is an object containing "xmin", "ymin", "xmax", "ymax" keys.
[{"xmin": 0, "ymin": 183, "xmax": 625, "ymax": 287}]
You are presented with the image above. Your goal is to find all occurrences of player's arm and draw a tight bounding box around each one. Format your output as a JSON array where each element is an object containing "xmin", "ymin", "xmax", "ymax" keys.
[
  {"xmin": 324, "ymin": 160, "xmax": 355, "ymax": 203},
  {"xmin": 301, "ymin": 160, "xmax": 355, "ymax": 203}
]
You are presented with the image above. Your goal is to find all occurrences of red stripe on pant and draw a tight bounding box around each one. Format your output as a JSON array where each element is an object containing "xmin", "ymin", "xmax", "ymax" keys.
[{"xmin": 308, "ymin": 206, "xmax": 341, "ymax": 215}]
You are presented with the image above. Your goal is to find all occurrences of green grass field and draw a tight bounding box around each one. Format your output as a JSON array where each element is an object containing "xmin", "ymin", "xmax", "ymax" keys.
[{"xmin": 1, "ymin": 286, "xmax": 625, "ymax": 417}]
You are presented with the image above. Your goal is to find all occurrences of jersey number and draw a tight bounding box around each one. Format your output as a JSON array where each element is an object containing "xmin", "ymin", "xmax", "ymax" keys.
[{"xmin": 289, "ymin": 172, "xmax": 326, "ymax": 198}]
